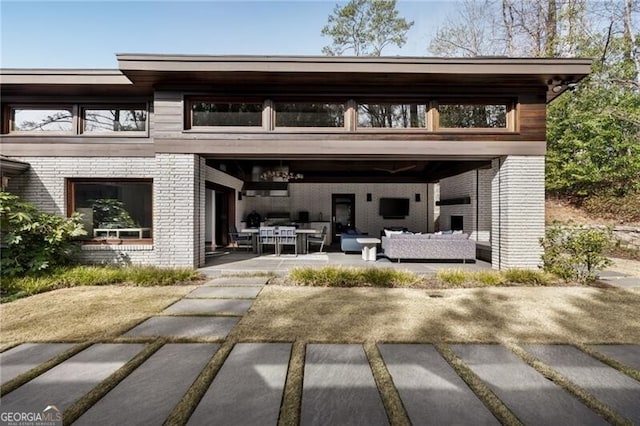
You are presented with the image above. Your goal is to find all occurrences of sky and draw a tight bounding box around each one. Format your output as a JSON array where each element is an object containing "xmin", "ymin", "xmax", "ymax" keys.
[{"xmin": 0, "ymin": 0, "xmax": 458, "ymax": 68}]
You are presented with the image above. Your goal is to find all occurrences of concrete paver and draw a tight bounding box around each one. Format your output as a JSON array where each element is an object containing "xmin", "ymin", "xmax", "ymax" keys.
[
  {"xmin": 301, "ymin": 344, "xmax": 389, "ymax": 426},
  {"xmin": 123, "ymin": 316, "xmax": 239, "ymax": 338},
  {"xmin": 600, "ymin": 277, "xmax": 640, "ymax": 288},
  {"xmin": 188, "ymin": 343, "xmax": 291, "ymax": 426},
  {"xmin": 0, "ymin": 344, "xmax": 144, "ymax": 413},
  {"xmin": 589, "ymin": 344, "xmax": 640, "ymax": 371},
  {"xmin": 163, "ymin": 299, "xmax": 253, "ymax": 315},
  {"xmin": 379, "ymin": 344, "xmax": 498, "ymax": 425},
  {"xmin": 523, "ymin": 344, "xmax": 640, "ymax": 423},
  {"xmin": 186, "ymin": 286, "xmax": 262, "ymax": 299},
  {"xmin": 75, "ymin": 344, "xmax": 218, "ymax": 426},
  {"xmin": 451, "ymin": 344, "xmax": 607, "ymax": 426},
  {"xmin": 0, "ymin": 343, "xmax": 75, "ymax": 385},
  {"xmin": 205, "ymin": 277, "xmax": 269, "ymax": 286}
]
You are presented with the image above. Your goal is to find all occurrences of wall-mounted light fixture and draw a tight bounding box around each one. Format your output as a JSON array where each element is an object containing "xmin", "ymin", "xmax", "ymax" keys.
[
  {"xmin": 366, "ymin": 193, "xmax": 372, "ymax": 202},
  {"xmin": 548, "ymin": 77, "xmax": 578, "ymax": 94},
  {"xmin": 415, "ymin": 193, "xmax": 421, "ymax": 202},
  {"xmin": 237, "ymin": 191, "xmax": 242, "ymax": 201}
]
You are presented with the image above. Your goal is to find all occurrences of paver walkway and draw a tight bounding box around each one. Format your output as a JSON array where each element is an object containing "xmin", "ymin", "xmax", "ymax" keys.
[{"xmin": 2, "ymin": 276, "xmax": 639, "ymax": 425}]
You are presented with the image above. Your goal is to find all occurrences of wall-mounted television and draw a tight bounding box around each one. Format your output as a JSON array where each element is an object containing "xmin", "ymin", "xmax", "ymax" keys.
[{"xmin": 379, "ymin": 197, "xmax": 410, "ymax": 218}]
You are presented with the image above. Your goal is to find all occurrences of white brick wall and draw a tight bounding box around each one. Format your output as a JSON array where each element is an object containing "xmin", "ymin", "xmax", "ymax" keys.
[
  {"xmin": 154, "ymin": 153, "xmax": 202, "ymax": 267},
  {"xmin": 8, "ymin": 156, "xmax": 158, "ymax": 265},
  {"xmin": 8, "ymin": 155, "xmax": 205, "ymax": 268},
  {"xmin": 491, "ymin": 155, "xmax": 545, "ymax": 269},
  {"xmin": 439, "ymin": 169, "xmax": 491, "ymax": 241}
]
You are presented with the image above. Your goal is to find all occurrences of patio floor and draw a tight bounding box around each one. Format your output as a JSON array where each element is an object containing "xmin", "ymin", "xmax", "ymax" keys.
[{"xmin": 200, "ymin": 250, "xmax": 492, "ymax": 276}]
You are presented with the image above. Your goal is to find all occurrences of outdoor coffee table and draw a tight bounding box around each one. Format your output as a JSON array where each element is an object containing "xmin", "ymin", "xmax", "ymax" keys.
[{"xmin": 356, "ymin": 237, "xmax": 381, "ymax": 261}]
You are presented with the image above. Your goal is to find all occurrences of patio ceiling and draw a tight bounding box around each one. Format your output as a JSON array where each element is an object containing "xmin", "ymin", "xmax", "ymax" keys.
[{"xmin": 207, "ymin": 159, "xmax": 491, "ymax": 183}]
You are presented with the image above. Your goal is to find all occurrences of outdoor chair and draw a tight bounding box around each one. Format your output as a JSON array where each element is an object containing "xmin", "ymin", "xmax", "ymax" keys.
[
  {"xmin": 307, "ymin": 225, "xmax": 327, "ymax": 253},
  {"xmin": 228, "ymin": 225, "xmax": 253, "ymax": 251},
  {"xmin": 277, "ymin": 226, "xmax": 298, "ymax": 256},
  {"xmin": 258, "ymin": 226, "xmax": 278, "ymax": 255}
]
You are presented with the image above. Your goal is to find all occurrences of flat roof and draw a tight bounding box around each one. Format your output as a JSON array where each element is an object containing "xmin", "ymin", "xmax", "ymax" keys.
[
  {"xmin": 116, "ymin": 53, "xmax": 592, "ymax": 75},
  {"xmin": 1, "ymin": 54, "xmax": 592, "ymax": 101}
]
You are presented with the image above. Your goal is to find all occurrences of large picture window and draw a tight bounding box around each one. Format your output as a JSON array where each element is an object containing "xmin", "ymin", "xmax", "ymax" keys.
[
  {"xmin": 83, "ymin": 107, "xmax": 147, "ymax": 133},
  {"xmin": 68, "ymin": 179, "xmax": 153, "ymax": 242},
  {"xmin": 437, "ymin": 103, "xmax": 508, "ymax": 129},
  {"xmin": 190, "ymin": 102, "xmax": 263, "ymax": 127},
  {"xmin": 10, "ymin": 107, "xmax": 74, "ymax": 132},
  {"xmin": 358, "ymin": 103, "xmax": 427, "ymax": 128},
  {"xmin": 275, "ymin": 103, "xmax": 345, "ymax": 128}
]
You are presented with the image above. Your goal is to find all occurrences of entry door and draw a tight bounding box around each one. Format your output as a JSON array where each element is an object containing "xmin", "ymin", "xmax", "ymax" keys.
[{"xmin": 332, "ymin": 194, "xmax": 356, "ymax": 243}]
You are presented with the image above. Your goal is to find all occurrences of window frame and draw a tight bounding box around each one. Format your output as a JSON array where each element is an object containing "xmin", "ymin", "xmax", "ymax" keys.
[
  {"xmin": 80, "ymin": 104, "xmax": 149, "ymax": 137},
  {"xmin": 354, "ymin": 101, "xmax": 431, "ymax": 132},
  {"xmin": 185, "ymin": 97, "xmax": 268, "ymax": 132},
  {"xmin": 7, "ymin": 104, "xmax": 77, "ymax": 135},
  {"xmin": 67, "ymin": 178, "xmax": 154, "ymax": 244},
  {"xmin": 432, "ymin": 99, "xmax": 516, "ymax": 132},
  {"xmin": 272, "ymin": 100, "xmax": 349, "ymax": 132}
]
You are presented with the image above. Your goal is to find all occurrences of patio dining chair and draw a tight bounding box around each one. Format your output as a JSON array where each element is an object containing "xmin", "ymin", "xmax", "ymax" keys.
[
  {"xmin": 228, "ymin": 225, "xmax": 252, "ymax": 251},
  {"xmin": 307, "ymin": 225, "xmax": 327, "ymax": 253},
  {"xmin": 277, "ymin": 226, "xmax": 297, "ymax": 256},
  {"xmin": 258, "ymin": 226, "xmax": 278, "ymax": 255}
]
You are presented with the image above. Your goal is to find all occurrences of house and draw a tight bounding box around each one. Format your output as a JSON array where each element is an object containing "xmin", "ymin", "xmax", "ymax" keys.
[{"xmin": 0, "ymin": 55, "xmax": 591, "ymax": 269}]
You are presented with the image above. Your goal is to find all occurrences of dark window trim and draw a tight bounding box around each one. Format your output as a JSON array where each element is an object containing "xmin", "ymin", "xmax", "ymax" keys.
[
  {"xmin": 5, "ymin": 103, "xmax": 149, "ymax": 137},
  {"xmin": 80, "ymin": 103, "xmax": 149, "ymax": 136},
  {"xmin": 67, "ymin": 178, "xmax": 154, "ymax": 244}
]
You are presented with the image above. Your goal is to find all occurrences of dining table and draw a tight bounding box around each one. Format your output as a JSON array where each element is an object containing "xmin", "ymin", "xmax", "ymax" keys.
[{"xmin": 240, "ymin": 228, "xmax": 319, "ymax": 254}]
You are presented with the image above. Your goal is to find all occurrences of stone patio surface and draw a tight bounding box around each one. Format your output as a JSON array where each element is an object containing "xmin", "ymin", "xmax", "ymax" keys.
[
  {"xmin": 186, "ymin": 286, "xmax": 263, "ymax": 299},
  {"xmin": 123, "ymin": 316, "xmax": 239, "ymax": 338},
  {"xmin": 163, "ymin": 299, "xmax": 253, "ymax": 315},
  {"xmin": 0, "ymin": 343, "xmax": 74, "ymax": 385},
  {"xmin": 379, "ymin": 344, "xmax": 498, "ymax": 425},
  {"xmin": 188, "ymin": 343, "xmax": 291, "ymax": 426},
  {"xmin": 75, "ymin": 344, "xmax": 218, "ymax": 426},
  {"xmin": 2, "ymin": 275, "xmax": 639, "ymax": 425},
  {"xmin": 523, "ymin": 344, "xmax": 640, "ymax": 423}
]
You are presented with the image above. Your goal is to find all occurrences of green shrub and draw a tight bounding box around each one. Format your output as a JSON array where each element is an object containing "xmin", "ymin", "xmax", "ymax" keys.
[
  {"xmin": 0, "ymin": 192, "xmax": 86, "ymax": 277},
  {"xmin": 436, "ymin": 269, "xmax": 467, "ymax": 286},
  {"xmin": 1, "ymin": 265, "xmax": 202, "ymax": 302},
  {"xmin": 473, "ymin": 271, "xmax": 506, "ymax": 286},
  {"xmin": 540, "ymin": 225, "xmax": 612, "ymax": 283},
  {"xmin": 289, "ymin": 266, "xmax": 420, "ymax": 288},
  {"xmin": 503, "ymin": 269, "xmax": 553, "ymax": 286}
]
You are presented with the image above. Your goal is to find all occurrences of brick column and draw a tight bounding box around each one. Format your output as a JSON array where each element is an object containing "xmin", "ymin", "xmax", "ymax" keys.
[
  {"xmin": 155, "ymin": 153, "xmax": 204, "ymax": 267},
  {"xmin": 491, "ymin": 156, "xmax": 545, "ymax": 270}
]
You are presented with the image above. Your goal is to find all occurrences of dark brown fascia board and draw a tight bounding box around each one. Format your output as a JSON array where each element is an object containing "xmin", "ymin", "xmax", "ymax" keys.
[
  {"xmin": 116, "ymin": 53, "xmax": 592, "ymax": 75},
  {"xmin": 0, "ymin": 156, "xmax": 30, "ymax": 174},
  {"xmin": 0, "ymin": 69, "xmax": 132, "ymax": 85}
]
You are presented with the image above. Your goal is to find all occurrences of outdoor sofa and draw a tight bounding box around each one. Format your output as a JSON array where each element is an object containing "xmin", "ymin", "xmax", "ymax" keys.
[{"xmin": 381, "ymin": 232, "xmax": 476, "ymax": 263}]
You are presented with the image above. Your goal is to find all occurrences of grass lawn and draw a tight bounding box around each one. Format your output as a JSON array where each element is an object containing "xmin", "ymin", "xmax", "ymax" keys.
[
  {"xmin": 229, "ymin": 285, "xmax": 640, "ymax": 344},
  {"xmin": 0, "ymin": 285, "xmax": 195, "ymax": 343}
]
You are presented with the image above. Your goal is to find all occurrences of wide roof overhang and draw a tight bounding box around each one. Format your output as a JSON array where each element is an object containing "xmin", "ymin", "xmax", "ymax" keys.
[{"xmin": 116, "ymin": 54, "xmax": 592, "ymax": 102}]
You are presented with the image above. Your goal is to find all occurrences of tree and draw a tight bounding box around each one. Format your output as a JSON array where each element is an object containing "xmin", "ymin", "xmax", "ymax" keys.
[{"xmin": 321, "ymin": 0, "xmax": 414, "ymax": 56}]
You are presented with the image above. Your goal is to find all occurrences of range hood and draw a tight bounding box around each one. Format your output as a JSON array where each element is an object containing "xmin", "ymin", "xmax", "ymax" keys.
[
  {"xmin": 242, "ymin": 181, "xmax": 289, "ymax": 197},
  {"xmin": 242, "ymin": 165, "xmax": 292, "ymax": 197}
]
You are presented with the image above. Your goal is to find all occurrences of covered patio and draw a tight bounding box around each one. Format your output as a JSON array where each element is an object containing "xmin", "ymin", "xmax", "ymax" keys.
[{"xmin": 200, "ymin": 250, "xmax": 492, "ymax": 276}]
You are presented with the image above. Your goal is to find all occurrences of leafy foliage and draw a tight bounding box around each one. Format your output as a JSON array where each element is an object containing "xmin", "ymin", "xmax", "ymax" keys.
[
  {"xmin": 90, "ymin": 198, "xmax": 138, "ymax": 228},
  {"xmin": 0, "ymin": 192, "xmax": 86, "ymax": 277},
  {"xmin": 547, "ymin": 81, "xmax": 640, "ymax": 197},
  {"xmin": 321, "ymin": 0, "xmax": 414, "ymax": 56},
  {"xmin": 540, "ymin": 225, "xmax": 612, "ymax": 283}
]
